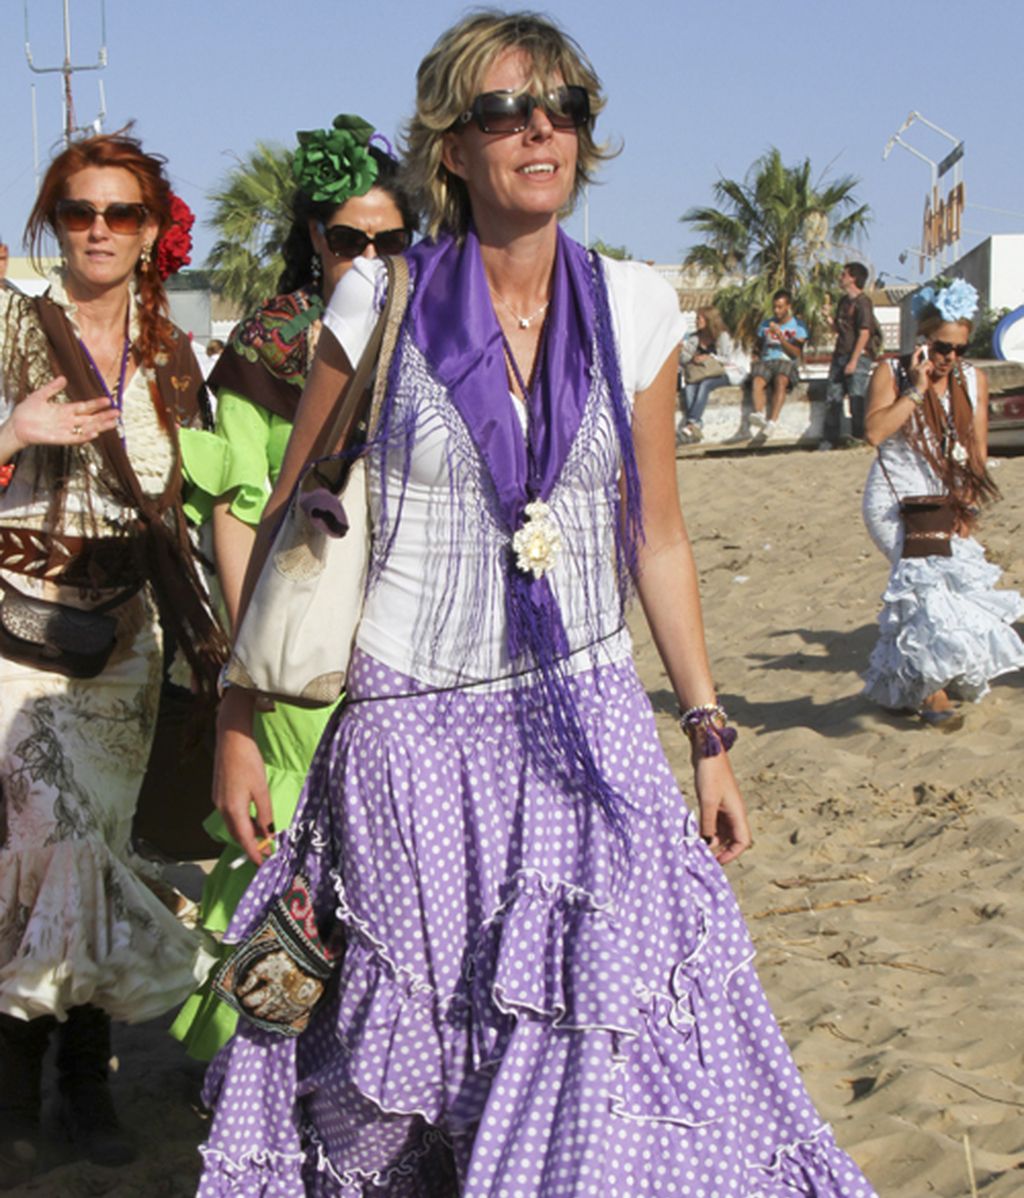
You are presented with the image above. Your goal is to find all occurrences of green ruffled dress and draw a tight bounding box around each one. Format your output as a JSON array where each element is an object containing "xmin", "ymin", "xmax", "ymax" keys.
[{"xmin": 171, "ymin": 294, "xmax": 340, "ymax": 1060}]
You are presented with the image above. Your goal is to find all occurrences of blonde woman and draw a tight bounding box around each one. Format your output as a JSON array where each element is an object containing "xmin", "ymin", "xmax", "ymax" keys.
[{"xmin": 198, "ymin": 13, "xmax": 875, "ymax": 1196}]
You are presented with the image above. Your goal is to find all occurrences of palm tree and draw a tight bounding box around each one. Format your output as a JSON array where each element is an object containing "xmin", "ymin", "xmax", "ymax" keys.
[
  {"xmin": 205, "ymin": 142, "xmax": 295, "ymax": 312},
  {"xmin": 680, "ymin": 148, "xmax": 871, "ymax": 346}
]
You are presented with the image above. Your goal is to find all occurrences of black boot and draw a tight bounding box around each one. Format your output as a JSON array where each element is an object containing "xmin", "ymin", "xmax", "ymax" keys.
[
  {"xmin": 56, "ymin": 1005, "xmax": 135, "ymax": 1167},
  {"xmin": 0, "ymin": 1011, "xmax": 54, "ymax": 1188}
]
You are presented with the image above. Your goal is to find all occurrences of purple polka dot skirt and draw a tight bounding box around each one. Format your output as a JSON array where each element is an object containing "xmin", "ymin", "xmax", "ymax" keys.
[{"xmin": 197, "ymin": 651, "xmax": 876, "ymax": 1196}]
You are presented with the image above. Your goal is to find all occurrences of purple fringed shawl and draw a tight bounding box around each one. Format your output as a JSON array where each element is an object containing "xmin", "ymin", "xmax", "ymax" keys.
[{"xmin": 387, "ymin": 228, "xmax": 645, "ymax": 847}]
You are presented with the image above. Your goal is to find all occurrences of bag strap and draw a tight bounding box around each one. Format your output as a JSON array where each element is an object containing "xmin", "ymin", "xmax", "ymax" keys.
[
  {"xmin": 874, "ymin": 448, "xmax": 901, "ymax": 503},
  {"xmin": 315, "ymin": 254, "xmax": 410, "ymax": 462}
]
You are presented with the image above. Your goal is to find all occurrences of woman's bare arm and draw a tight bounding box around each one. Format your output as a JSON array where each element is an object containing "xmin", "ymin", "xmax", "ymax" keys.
[
  {"xmin": 630, "ymin": 349, "xmax": 751, "ymax": 863},
  {"xmin": 214, "ymin": 329, "xmax": 355, "ymax": 863},
  {"xmin": 211, "ymin": 501, "xmax": 257, "ymax": 633},
  {"xmin": 865, "ymin": 348, "xmax": 929, "ymax": 446}
]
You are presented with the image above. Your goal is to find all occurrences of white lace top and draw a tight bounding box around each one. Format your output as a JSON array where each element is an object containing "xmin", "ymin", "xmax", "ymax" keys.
[{"xmin": 323, "ymin": 255, "xmax": 685, "ymax": 687}]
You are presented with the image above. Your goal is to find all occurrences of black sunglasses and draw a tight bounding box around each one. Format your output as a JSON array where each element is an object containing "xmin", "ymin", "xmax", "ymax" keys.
[
  {"xmin": 929, "ymin": 339, "xmax": 968, "ymax": 357},
  {"xmin": 455, "ymin": 85, "xmax": 591, "ymax": 135},
  {"xmin": 55, "ymin": 199, "xmax": 149, "ymax": 235},
  {"xmin": 320, "ymin": 223, "xmax": 412, "ymax": 259}
]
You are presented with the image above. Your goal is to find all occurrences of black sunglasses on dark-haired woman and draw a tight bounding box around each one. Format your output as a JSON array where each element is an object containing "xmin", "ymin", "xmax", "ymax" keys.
[{"xmin": 319, "ymin": 224, "xmax": 412, "ymax": 259}]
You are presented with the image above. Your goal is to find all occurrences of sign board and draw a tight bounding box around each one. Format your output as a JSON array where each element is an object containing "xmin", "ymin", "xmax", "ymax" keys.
[
  {"xmin": 937, "ymin": 141, "xmax": 965, "ymax": 179},
  {"xmin": 921, "ymin": 182, "xmax": 965, "ymax": 267}
]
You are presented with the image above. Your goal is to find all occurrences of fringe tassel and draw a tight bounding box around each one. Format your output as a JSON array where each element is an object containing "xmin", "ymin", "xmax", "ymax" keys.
[{"xmin": 506, "ymin": 566, "xmax": 633, "ymax": 857}]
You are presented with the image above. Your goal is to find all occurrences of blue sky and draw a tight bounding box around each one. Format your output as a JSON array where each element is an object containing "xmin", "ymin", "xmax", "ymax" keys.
[{"xmin": 1, "ymin": 0, "xmax": 1021, "ymax": 285}]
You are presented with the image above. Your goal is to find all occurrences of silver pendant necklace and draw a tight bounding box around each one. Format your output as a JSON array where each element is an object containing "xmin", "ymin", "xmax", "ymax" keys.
[{"xmin": 491, "ymin": 289, "xmax": 549, "ymax": 330}]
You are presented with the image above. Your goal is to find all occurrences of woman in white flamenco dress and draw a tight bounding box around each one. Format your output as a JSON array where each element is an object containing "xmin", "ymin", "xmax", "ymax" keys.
[{"xmin": 862, "ymin": 278, "xmax": 1024, "ymax": 726}]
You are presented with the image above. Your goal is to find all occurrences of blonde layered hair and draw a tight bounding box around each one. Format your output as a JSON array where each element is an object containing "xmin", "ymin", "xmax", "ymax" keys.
[
  {"xmin": 403, "ymin": 10, "xmax": 612, "ymax": 239},
  {"xmin": 698, "ymin": 306, "xmax": 727, "ymax": 343}
]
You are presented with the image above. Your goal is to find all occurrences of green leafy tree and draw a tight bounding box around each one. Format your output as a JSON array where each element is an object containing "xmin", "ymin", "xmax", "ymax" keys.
[
  {"xmin": 967, "ymin": 306, "xmax": 1009, "ymax": 359},
  {"xmin": 205, "ymin": 142, "xmax": 295, "ymax": 311},
  {"xmin": 680, "ymin": 148, "xmax": 870, "ymax": 347},
  {"xmin": 590, "ymin": 239, "xmax": 632, "ymax": 261}
]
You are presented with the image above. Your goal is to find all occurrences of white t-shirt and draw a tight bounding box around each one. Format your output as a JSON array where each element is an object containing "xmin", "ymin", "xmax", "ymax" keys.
[
  {"xmin": 324, "ymin": 254, "xmax": 683, "ymax": 407},
  {"xmin": 323, "ymin": 253, "xmax": 685, "ymax": 687}
]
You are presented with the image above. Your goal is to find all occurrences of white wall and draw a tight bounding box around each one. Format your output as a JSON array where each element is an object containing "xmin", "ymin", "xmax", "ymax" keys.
[
  {"xmin": 899, "ymin": 234, "xmax": 1024, "ymax": 351},
  {"xmin": 987, "ymin": 235, "xmax": 1024, "ymax": 311}
]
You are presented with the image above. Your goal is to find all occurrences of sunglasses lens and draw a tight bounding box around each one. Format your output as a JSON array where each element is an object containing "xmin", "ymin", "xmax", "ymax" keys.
[
  {"xmin": 546, "ymin": 86, "xmax": 590, "ymax": 128},
  {"xmin": 104, "ymin": 203, "xmax": 146, "ymax": 234},
  {"xmin": 374, "ymin": 229, "xmax": 412, "ymax": 255},
  {"xmin": 931, "ymin": 340, "xmax": 966, "ymax": 357},
  {"xmin": 324, "ymin": 226, "xmax": 369, "ymax": 258},
  {"xmin": 475, "ymin": 92, "xmax": 531, "ymax": 134},
  {"xmin": 57, "ymin": 201, "xmax": 95, "ymax": 231},
  {"xmin": 57, "ymin": 201, "xmax": 146, "ymax": 234}
]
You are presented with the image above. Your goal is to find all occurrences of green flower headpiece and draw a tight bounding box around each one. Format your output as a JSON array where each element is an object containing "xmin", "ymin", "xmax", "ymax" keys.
[{"xmin": 292, "ymin": 114, "xmax": 379, "ymax": 205}]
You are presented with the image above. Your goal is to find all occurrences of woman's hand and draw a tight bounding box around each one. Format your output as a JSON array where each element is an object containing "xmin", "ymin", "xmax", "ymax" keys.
[
  {"xmin": 693, "ymin": 752, "xmax": 752, "ymax": 864},
  {"xmin": 0, "ymin": 376, "xmax": 119, "ymax": 459},
  {"xmin": 214, "ymin": 686, "xmax": 273, "ymax": 865},
  {"xmin": 907, "ymin": 344, "xmax": 933, "ymax": 392}
]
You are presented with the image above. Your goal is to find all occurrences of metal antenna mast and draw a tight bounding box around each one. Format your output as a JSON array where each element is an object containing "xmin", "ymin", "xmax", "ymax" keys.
[{"xmin": 24, "ymin": 0, "xmax": 108, "ymax": 150}]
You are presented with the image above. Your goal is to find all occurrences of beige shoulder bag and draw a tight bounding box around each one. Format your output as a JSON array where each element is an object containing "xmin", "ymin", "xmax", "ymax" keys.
[{"xmin": 223, "ymin": 255, "xmax": 409, "ymax": 705}]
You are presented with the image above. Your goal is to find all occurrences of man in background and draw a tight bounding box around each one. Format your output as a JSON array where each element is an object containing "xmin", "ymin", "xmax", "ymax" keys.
[
  {"xmin": 820, "ymin": 262, "xmax": 877, "ymax": 449},
  {"xmin": 749, "ymin": 289, "xmax": 807, "ymax": 439}
]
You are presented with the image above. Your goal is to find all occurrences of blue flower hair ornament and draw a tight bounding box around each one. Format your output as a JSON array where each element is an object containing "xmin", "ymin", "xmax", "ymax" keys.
[
  {"xmin": 293, "ymin": 114, "xmax": 379, "ymax": 205},
  {"xmin": 911, "ymin": 277, "xmax": 979, "ymax": 324}
]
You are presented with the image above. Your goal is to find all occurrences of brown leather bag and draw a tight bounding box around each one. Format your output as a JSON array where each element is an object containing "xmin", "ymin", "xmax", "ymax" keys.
[
  {"xmin": 876, "ymin": 451, "xmax": 955, "ymax": 559},
  {"xmin": 899, "ymin": 494, "xmax": 955, "ymax": 559}
]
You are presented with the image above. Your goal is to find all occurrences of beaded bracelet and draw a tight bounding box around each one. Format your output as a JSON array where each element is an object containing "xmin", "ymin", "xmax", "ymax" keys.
[
  {"xmin": 901, "ymin": 387, "xmax": 924, "ymax": 407},
  {"xmin": 678, "ymin": 703, "xmax": 738, "ymax": 758},
  {"xmin": 0, "ymin": 463, "xmax": 13, "ymax": 490}
]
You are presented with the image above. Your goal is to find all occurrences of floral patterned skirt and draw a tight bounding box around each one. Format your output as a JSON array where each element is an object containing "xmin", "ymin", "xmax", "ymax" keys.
[{"xmin": 0, "ymin": 591, "xmax": 207, "ymax": 1023}]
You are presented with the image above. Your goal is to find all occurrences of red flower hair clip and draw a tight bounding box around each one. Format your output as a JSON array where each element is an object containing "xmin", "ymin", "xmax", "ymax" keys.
[{"xmin": 156, "ymin": 193, "xmax": 195, "ymax": 281}]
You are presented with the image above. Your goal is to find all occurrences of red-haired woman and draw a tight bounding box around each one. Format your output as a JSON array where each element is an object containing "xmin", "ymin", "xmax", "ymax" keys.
[{"xmin": 0, "ymin": 132, "xmax": 224, "ymax": 1178}]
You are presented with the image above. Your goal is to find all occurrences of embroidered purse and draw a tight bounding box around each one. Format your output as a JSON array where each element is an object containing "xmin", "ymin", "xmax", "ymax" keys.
[
  {"xmin": 222, "ymin": 255, "xmax": 409, "ymax": 706},
  {"xmin": 210, "ymin": 871, "xmax": 337, "ymax": 1037}
]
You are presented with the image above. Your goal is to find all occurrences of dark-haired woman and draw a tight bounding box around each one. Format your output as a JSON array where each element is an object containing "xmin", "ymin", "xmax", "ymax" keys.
[
  {"xmin": 170, "ymin": 115, "xmax": 417, "ymax": 1061},
  {"xmin": 0, "ymin": 133, "xmax": 223, "ymax": 1176},
  {"xmin": 863, "ymin": 279, "xmax": 1024, "ymax": 725}
]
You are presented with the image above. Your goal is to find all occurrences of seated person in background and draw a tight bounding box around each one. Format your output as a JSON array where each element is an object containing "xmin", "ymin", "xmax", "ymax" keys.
[
  {"xmin": 749, "ymin": 289, "xmax": 807, "ymax": 438},
  {"xmin": 678, "ymin": 305, "xmax": 748, "ymax": 444}
]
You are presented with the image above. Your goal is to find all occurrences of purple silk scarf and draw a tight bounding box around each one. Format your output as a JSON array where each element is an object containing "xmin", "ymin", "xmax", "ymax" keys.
[{"xmin": 401, "ymin": 228, "xmax": 643, "ymax": 848}]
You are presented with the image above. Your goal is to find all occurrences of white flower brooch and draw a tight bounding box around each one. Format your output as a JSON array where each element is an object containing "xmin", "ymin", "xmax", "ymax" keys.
[{"xmin": 512, "ymin": 499, "xmax": 562, "ymax": 580}]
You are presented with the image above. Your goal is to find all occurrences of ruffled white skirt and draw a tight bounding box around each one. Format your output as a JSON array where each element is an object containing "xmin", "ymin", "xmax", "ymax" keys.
[{"xmin": 862, "ymin": 458, "xmax": 1024, "ymax": 709}]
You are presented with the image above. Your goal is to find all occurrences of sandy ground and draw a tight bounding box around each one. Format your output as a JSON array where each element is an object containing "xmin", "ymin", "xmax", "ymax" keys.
[{"xmin": 6, "ymin": 446, "xmax": 1023, "ymax": 1197}]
